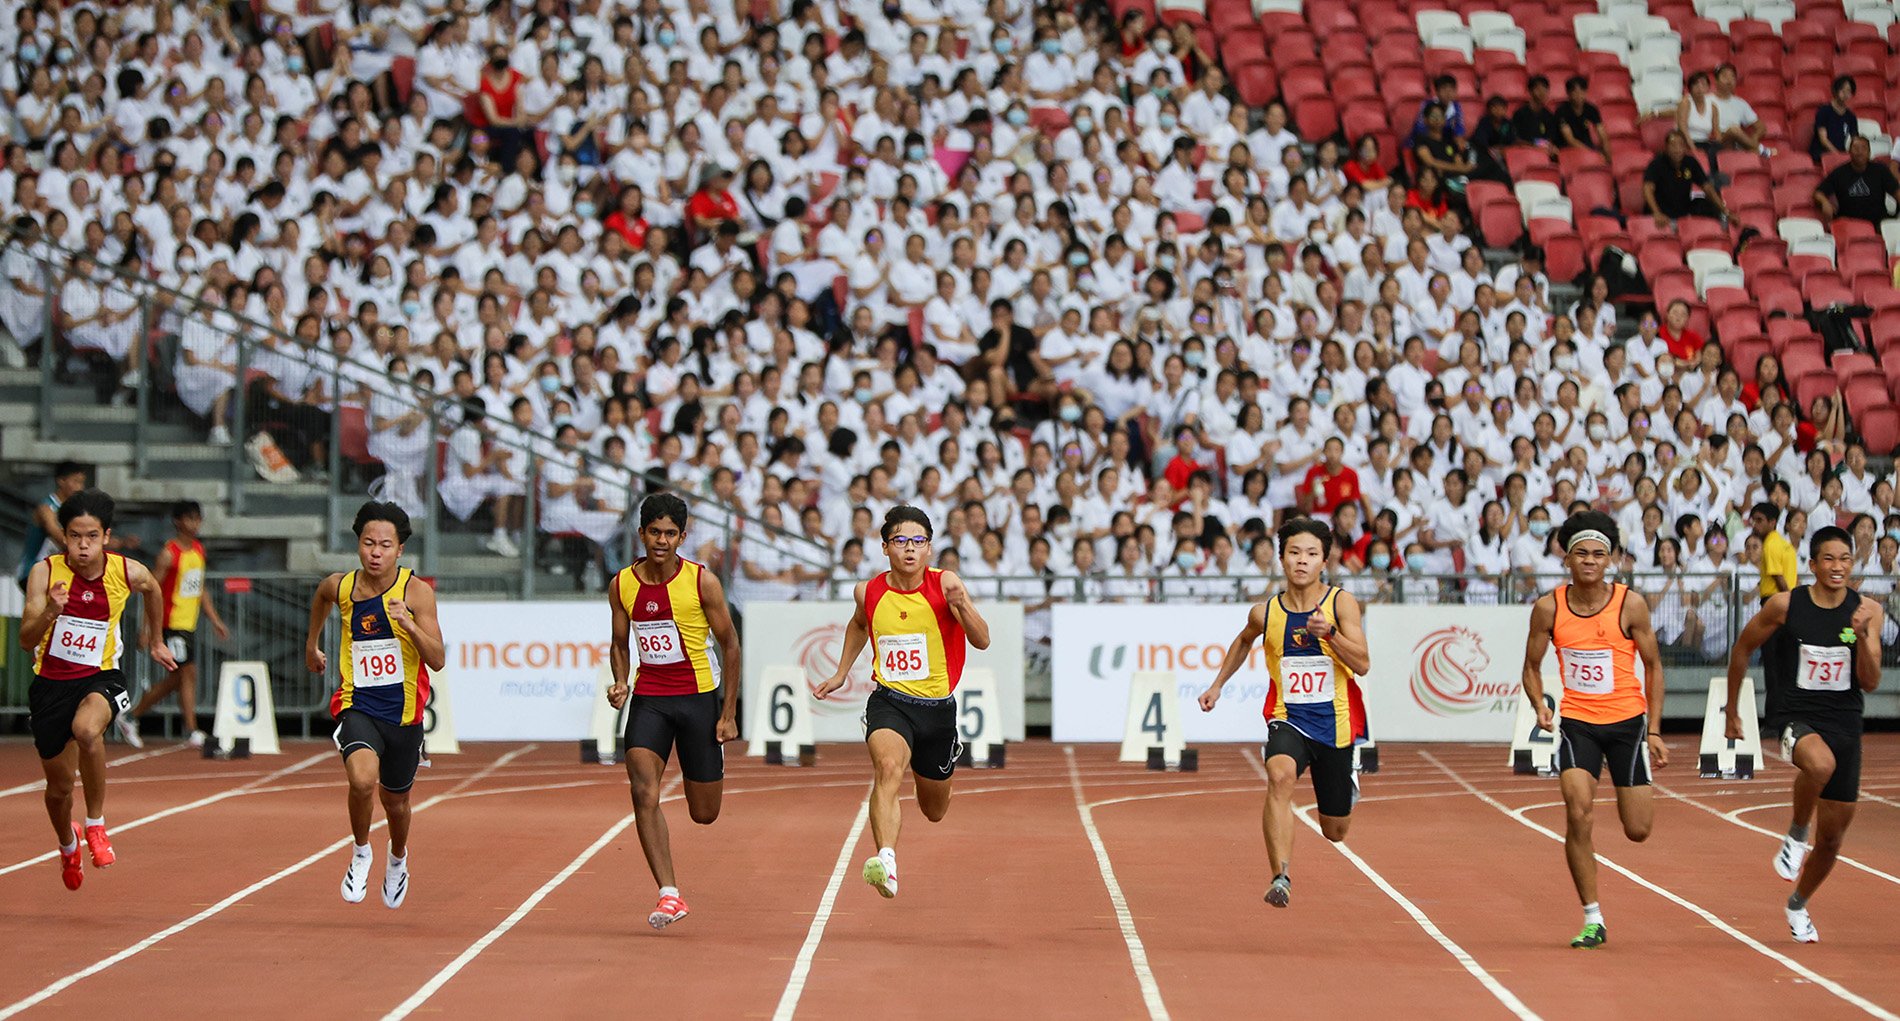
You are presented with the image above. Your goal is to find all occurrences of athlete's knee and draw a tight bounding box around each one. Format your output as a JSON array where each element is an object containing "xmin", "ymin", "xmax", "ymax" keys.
[
  {"xmin": 1564, "ymin": 803, "xmax": 1595, "ymax": 834},
  {"xmin": 872, "ymin": 754, "xmax": 908, "ymax": 785},
  {"xmin": 687, "ymin": 802, "xmax": 720, "ymax": 825},
  {"xmin": 1622, "ymin": 819, "xmax": 1652, "ymax": 843},
  {"xmin": 71, "ymin": 721, "xmax": 105, "ymax": 748},
  {"xmin": 1813, "ymin": 826, "xmax": 1847, "ymax": 854},
  {"xmin": 1319, "ymin": 816, "xmax": 1351, "ymax": 842},
  {"xmin": 629, "ymin": 778, "xmax": 664, "ymax": 812},
  {"xmin": 920, "ymin": 797, "xmax": 950, "ymax": 823},
  {"xmin": 346, "ymin": 768, "xmax": 378, "ymax": 798}
]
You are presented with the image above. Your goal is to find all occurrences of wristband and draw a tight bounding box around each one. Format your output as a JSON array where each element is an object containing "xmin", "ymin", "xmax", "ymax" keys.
[{"xmin": 1647, "ymin": 731, "xmax": 1662, "ymax": 737}]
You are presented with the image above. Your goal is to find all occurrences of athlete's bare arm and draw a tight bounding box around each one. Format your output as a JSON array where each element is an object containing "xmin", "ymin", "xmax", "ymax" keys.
[
  {"xmin": 1312, "ymin": 589, "xmax": 1371, "ymax": 677},
  {"xmin": 127, "ymin": 559, "xmax": 179, "ymax": 671},
  {"xmin": 1199, "ymin": 602, "xmax": 1267, "ymax": 711},
  {"xmin": 304, "ymin": 573, "xmax": 343, "ymax": 674},
  {"xmin": 939, "ymin": 570, "xmax": 991, "ymax": 650},
  {"xmin": 1725, "ymin": 593, "xmax": 1788, "ymax": 740},
  {"xmin": 701, "ymin": 570, "xmax": 743, "ymax": 741},
  {"xmin": 1622, "ymin": 588, "xmax": 1668, "ymax": 769},
  {"xmin": 388, "ymin": 579, "xmax": 445, "ymax": 672},
  {"xmin": 1523, "ymin": 594, "xmax": 1556, "ymax": 730},
  {"xmin": 1852, "ymin": 597, "xmax": 1884, "ymax": 693},
  {"xmin": 19, "ymin": 559, "xmax": 58, "ymax": 650},
  {"xmin": 607, "ymin": 571, "xmax": 632, "ymax": 710},
  {"xmin": 814, "ymin": 581, "xmax": 870, "ymax": 699},
  {"xmin": 201, "ymin": 584, "xmax": 231, "ymax": 641}
]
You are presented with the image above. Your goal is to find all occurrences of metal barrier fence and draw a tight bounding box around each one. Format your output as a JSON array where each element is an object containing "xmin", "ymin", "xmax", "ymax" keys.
[{"xmin": 0, "ymin": 237, "xmax": 834, "ymax": 593}]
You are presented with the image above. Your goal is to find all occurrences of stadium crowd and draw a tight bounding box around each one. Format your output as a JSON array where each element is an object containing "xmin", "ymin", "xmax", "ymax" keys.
[{"xmin": 1, "ymin": 0, "xmax": 1899, "ymax": 649}]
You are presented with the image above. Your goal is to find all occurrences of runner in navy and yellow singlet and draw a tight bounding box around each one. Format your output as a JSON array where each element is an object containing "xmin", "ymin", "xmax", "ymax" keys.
[
  {"xmin": 118, "ymin": 500, "xmax": 230, "ymax": 750},
  {"xmin": 1199, "ymin": 518, "xmax": 1371, "ymax": 909},
  {"xmin": 305, "ymin": 501, "xmax": 445, "ymax": 910},
  {"xmin": 1522, "ymin": 510, "xmax": 1668, "ymax": 948},
  {"xmin": 605, "ymin": 495, "xmax": 741, "ymax": 930},
  {"xmin": 815, "ymin": 505, "xmax": 991, "ymax": 900},
  {"xmin": 1727, "ymin": 525, "xmax": 1884, "ymax": 944},
  {"xmin": 20, "ymin": 488, "xmax": 176, "ymax": 891}
]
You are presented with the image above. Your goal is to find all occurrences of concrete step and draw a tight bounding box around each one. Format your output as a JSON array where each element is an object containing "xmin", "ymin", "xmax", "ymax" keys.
[
  {"xmin": 0, "ymin": 424, "xmax": 131, "ymax": 467},
  {"xmin": 52, "ymin": 404, "xmax": 137, "ymax": 424},
  {"xmin": 94, "ymin": 465, "xmax": 230, "ymax": 504},
  {"xmin": 199, "ymin": 506, "xmax": 322, "ymax": 541}
]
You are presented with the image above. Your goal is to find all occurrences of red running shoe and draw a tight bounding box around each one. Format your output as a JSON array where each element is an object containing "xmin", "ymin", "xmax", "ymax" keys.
[
  {"xmin": 84, "ymin": 824, "xmax": 115, "ymax": 868},
  {"xmin": 647, "ymin": 893, "xmax": 689, "ymax": 930},
  {"xmin": 61, "ymin": 824, "xmax": 83, "ymax": 891}
]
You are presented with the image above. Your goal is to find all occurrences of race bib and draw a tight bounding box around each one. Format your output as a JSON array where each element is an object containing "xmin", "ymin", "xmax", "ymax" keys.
[
  {"xmin": 634, "ymin": 619, "xmax": 686, "ymax": 666},
  {"xmin": 1282, "ymin": 658, "xmax": 1336, "ymax": 705},
  {"xmin": 1561, "ymin": 647, "xmax": 1615, "ymax": 695},
  {"xmin": 351, "ymin": 638, "xmax": 406, "ymax": 688},
  {"xmin": 178, "ymin": 569, "xmax": 204, "ymax": 599},
  {"xmin": 50, "ymin": 615, "xmax": 108, "ymax": 668},
  {"xmin": 879, "ymin": 632, "xmax": 932, "ymax": 683},
  {"xmin": 1796, "ymin": 643, "xmax": 1851, "ymax": 692}
]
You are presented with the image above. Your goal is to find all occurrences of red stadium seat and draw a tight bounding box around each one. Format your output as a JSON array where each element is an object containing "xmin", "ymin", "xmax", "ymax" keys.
[{"xmin": 1858, "ymin": 407, "xmax": 1900, "ymax": 455}]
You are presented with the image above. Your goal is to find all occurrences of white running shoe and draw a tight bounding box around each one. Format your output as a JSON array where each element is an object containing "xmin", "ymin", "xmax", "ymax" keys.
[
  {"xmin": 187, "ymin": 730, "xmax": 208, "ymax": 749},
  {"xmin": 208, "ymin": 424, "xmax": 231, "ymax": 446},
  {"xmin": 341, "ymin": 847, "xmax": 372, "ymax": 904},
  {"xmin": 862, "ymin": 856, "xmax": 898, "ymax": 899},
  {"xmin": 483, "ymin": 532, "xmax": 517, "ymax": 557},
  {"xmin": 116, "ymin": 716, "xmax": 144, "ymax": 749},
  {"xmin": 1774, "ymin": 835, "xmax": 1809, "ymax": 882},
  {"xmin": 383, "ymin": 855, "xmax": 409, "ymax": 909},
  {"xmin": 1787, "ymin": 904, "xmax": 1819, "ymax": 943},
  {"xmin": 1780, "ymin": 725, "xmax": 1797, "ymax": 763}
]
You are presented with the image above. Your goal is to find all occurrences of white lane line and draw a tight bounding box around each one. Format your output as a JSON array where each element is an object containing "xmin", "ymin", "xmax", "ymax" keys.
[
  {"xmin": 0, "ymin": 751, "xmax": 332, "ymax": 877},
  {"xmin": 0, "ymin": 746, "xmax": 538, "ymax": 1020},
  {"xmin": 1652, "ymin": 781, "xmax": 1900, "ymax": 888},
  {"xmin": 382, "ymin": 776, "xmax": 684, "ymax": 1020},
  {"xmin": 1065, "ymin": 746, "xmax": 1170, "ymax": 1021},
  {"xmin": 1241, "ymin": 749, "xmax": 1542, "ymax": 1021},
  {"xmin": 1420, "ymin": 750, "xmax": 1899, "ymax": 1021},
  {"xmin": 0, "ymin": 745, "xmax": 190, "ymax": 798},
  {"xmin": 770, "ymin": 791, "xmax": 873, "ymax": 1021}
]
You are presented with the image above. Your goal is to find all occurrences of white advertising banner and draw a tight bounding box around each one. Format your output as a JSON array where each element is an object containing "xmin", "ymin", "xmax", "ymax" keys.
[
  {"xmin": 1358, "ymin": 605, "xmax": 1533, "ymax": 742},
  {"xmin": 741, "ymin": 601, "xmax": 1027, "ymax": 743},
  {"xmin": 437, "ymin": 601, "xmax": 614, "ymax": 741},
  {"xmin": 1051, "ymin": 602, "xmax": 1536, "ymax": 743}
]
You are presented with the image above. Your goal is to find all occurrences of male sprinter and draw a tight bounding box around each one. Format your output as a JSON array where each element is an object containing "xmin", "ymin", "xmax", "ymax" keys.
[
  {"xmin": 118, "ymin": 501, "xmax": 230, "ymax": 749},
  {"xmin": 1726, "ymin": 525, "xmax": 1883, "ymax": 943},
  {"xmin": 814, "ymin": 505, "xmax": 991, "ymax": 899},
  {"xmin": 1199, "ymin": 518, "xmax": 1371, "ymax": 909},
  {"xmin": 20, "ymin": 488, "xmax": 176, "ymax": 890},
  {"xmin": 605, "ymin": 494, "xmax": 741, "ymax": 930},
  {"xmin": 1522, "ymin": 510, "xmax": 1667, "ymax": 948},
  {"xmin": 305, "ymin": 501, "xmax": 445, "ymax": 909}
]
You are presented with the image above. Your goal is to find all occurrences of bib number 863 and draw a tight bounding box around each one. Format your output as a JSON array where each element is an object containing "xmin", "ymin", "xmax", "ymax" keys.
[{"xmin": 637, "ymin": 632, "xmax": 675, "ymax": 655}]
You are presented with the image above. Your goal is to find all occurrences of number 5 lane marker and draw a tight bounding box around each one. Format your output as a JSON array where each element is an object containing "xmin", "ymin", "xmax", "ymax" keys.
[
  {"xmin": 1066, "ymin": 747, "xmax": 1171, "ymax": 1021},
  {"xmin": 1241, "ymin": 749, "xmax": 1542, "ymax": 1021}
]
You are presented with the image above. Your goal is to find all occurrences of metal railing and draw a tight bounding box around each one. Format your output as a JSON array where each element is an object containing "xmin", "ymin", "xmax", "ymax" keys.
[{"xmin": 0, "ymin": 236, "xmax": 833, "ymax": 592}]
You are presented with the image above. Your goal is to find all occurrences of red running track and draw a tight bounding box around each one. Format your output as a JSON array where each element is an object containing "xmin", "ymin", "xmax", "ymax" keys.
[{"xmin": 0, "ymin": 736, "xmax": 1896, "ymax": 1019}]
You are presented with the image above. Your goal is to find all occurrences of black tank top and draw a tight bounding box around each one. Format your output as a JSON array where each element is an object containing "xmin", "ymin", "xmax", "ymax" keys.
[{"xmin": 1763, "ymin": 586, "xmax": 1865, "ymax": 731}]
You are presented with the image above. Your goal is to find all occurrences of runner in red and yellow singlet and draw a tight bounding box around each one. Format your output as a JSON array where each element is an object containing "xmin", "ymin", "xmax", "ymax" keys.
[
  {"xmin": 20, "ymin": 488, "xmax": 176, "ymax": 891},
  {"xmin": 118, "ymin": 500, "xmax": 230, "ymax": 749},
  {"xmin": 815, "ymin": 505, "xmax": 991, "ymax": 900},
  {"xmin": 1522, "ymin": 510, "xmax": 1667, "ymax": 948},
  {"xmin": 606, "ymin": 494, "xmax": 741, "ymax": 930}
]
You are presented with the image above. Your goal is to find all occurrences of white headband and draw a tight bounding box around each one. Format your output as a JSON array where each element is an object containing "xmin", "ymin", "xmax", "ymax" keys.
[{"xmin": 1566, "ymin": 529, "xmax": 1613, "ymax": 553}]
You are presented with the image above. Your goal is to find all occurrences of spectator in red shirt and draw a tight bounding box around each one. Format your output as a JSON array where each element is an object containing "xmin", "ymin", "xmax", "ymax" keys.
[
  {"xmin": 1657, "ymin": 298, "xmax": 1704, "ymax": 362},
  {"xmin": 1162, "ymin": 425, "xmax": 1210, "ymax": 497},
  {"xmin": 604, "ymin": 185, "xmax": 650, "ymax": 250},
  {"xmin": 475, "ymin": 47, "xmax": 528, "ymax": 170},
  {"xmin": 1301, "ymin": 436, "xmax": 1363, "ymax": 516},
  {"xmin": 686, "ymin": 165, "xmax": 741, "ymax": 236}
]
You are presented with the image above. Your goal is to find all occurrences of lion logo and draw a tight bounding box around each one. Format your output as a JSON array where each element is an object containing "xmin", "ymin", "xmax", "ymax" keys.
[{"xmin": 1410, "ymin": 626, "xmax": 1495, "ymax": 716}]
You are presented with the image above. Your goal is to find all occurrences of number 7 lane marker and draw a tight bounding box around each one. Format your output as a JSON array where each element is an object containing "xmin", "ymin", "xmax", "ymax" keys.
[
  {"xmin": 1066, "ymin": 746, "xmax": 1171, "ymax": 1021},
  {"xmin": 1419, "ymin": 751, "xmax": 1900, "ymax": 1021},
  {"xmin": 0, "ymin": 746, "xmax": 537, "ymax": 1020},
  {"xmin": 1240, "ymin": 749, "xmax": 1542, "ymax": 1021}
]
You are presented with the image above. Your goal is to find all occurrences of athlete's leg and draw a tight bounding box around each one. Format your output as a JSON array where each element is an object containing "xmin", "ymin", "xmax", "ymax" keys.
[
  {"xmin": 380, "ymin": 787, "xmax": 412, "ymax": 858},
  {"xmin": 1794, "ymin": 799, "xmax": 1857, "ymax": 902},
  {"xmin": 913, "ymin": 775, "xmax": 953, "ymax": 822},
  {"xmin": 128, "ymin": 670, "xmax": 182, "ymax": 718},
  {"xmin": 1559, "ymin": 769, "xmax": 1601, "ymax": 905},
  {"xmin": 1789, "ymin": 732, "xmax": 1835, "ymax": 834},
  {"xmin": 867, "ymin": 728, "xmax": 913, "ymax": 851},
  {"xmin": 71, "ymin": 693, "xmax": 112, "ymax": 818},
  {"xmin": 176, "ymin": 662, "xmax": 199, "ymax": 733},
  {"xmin": 40, "ymin": 744, "xmax": 78, "ymax": 845},
  {"xmin": 627, "ymin": 748, "xmax": 677, "ymax": 888},
  {"xmin": 344, "ymin": 749, "xmax": 381, "ymax": 845},
  {"xmin": 682, "ymin": 780, "xmax": 722, "ymax": 825},
  {"xmin": 1613, "ymin": 786, "xmax": 1654, "ymax": 843},
  {"xmin": 1316, "ymin": 814, "xmax": 1351, "ymax": 842},
  {"xmin": 1262, "ymin": 754, "xmax": 1299, "ymax": 874}
]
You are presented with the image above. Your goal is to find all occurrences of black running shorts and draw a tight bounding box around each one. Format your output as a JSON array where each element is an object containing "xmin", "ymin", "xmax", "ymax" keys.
[
  {"xmin": 623, "ymin": 689, "xmax": 726, "ymax": 784},
  {"xmin": 1263, "ymin": 719, "xmax": 1359, "ymax": 818},
  {"xmin": 162, "ymin": 628, "xmax": 195, "ymax": 667},
  {"xmin": 29, "ymin": 671, "xmax": 129, "ymax": 760},
  {"xmin": 333, "ymin": 708, "xmax": 425, "ymax": 793},
  {"xmin": 863, "ymin": 686, "xmax": 960, "ymax": 782},
  {"xmin": 1558, "ymin": 714, "xmax": 1651, "ymax": 788},
  {"xmin": 1777, "ymin": 720, "xmax": 1862, "ymax": 803}
]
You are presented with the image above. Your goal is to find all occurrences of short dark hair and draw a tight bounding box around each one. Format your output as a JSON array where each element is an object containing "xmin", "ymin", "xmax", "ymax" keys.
[
  {"xmin": 58, "ymin": 488, "xmax": 115, "ymax": 531},
  {"xmin": 1809, "ymin": 526, "xmax": 1853, "ymax": 558},
  {"xmin": 53, "ymin": 460, "xmax": 88, "ymax": 480},
  {"xmin": 170, "ymin": 500, "xmax": 203, "ymax": 521},
  {"xmin": 640, "ymin": 493, "xmax": 689, "ymax": 531},
  {"xmin": 1556, "ymin": 510, "xmax": 1620, "ymax": 552},
  {"xmin": 1276, "ymin": 517, "xmax": 1334, "ymax": 556},
  {"xmin": 352, "ymin": 500, "xmax": 412, "ymax": 543},
  {"xmin": 1750, "ymin": 501, "xmax": 1779, "ymax": 521},
  {"xmin": 881, "ymin": 505, "xmax": 933, "ymax": 541}
]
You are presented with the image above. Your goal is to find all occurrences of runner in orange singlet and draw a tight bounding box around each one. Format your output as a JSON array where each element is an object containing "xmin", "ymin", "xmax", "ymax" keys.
[{"xmin": 1521, "ymin": 510, "xmax": 1667, "ymax": 948}]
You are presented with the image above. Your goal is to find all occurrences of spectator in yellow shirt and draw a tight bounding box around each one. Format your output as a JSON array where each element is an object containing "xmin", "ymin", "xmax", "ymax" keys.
[{"xmin": 1750, "ymin": 502, "xmax": 1799, "ymax": 602}]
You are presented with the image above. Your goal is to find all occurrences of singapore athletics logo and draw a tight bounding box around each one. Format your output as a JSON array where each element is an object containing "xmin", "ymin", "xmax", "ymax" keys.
[
  {"xmin": 1409, "ymin": 625, "xmax": 1516, "ymax": 716},
  {"xmin": 792, "ymin": 622, "xmax": 875, "ymax": 714}
]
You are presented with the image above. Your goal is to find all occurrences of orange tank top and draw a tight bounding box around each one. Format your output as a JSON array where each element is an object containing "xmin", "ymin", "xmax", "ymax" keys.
[{"xmin": 1551, "ymin": 583, "xmax": 1646, "ymax": 725}]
